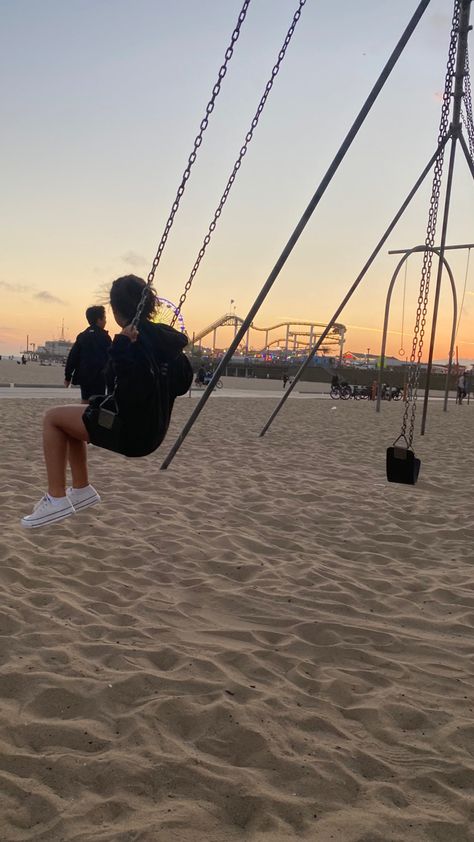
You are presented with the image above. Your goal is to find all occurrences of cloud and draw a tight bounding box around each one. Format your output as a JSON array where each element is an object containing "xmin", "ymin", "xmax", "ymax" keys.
[
  {"xmin": 0, "ymin": 280, "xmax": 66, "ymax": 305},
  {"xmin": 121, "ymin": 250, "xmax": 148, "ymax": 268},
  {"xmin": 0, "ymin": 280, "xmax": 32, "ymax": 294},
  {"xmin": 34, "ymin": 290, "xmax": 67, "ymax": 305}
]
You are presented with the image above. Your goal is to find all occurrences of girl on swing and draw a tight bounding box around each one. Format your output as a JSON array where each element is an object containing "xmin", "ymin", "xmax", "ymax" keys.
[{"xmin": 21, "ymin": 275, "xmax": 191, "ymax": 528}]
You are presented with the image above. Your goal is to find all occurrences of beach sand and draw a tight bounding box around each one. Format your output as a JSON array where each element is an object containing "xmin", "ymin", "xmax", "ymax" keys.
[
  {"xmin": 1, "ymin": 395, "xmax": 474, "ymax": 841},
  {"xmin": 0, "ymin": 360, "xmax": 65, "ymax": 386}
]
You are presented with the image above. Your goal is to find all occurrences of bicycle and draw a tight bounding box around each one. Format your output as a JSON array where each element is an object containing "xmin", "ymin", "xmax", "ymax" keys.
[
  {"xmin": 330, "ymin": 383, "xmax": 352, "ymax": 400},
  {"xmin": 194, "ymin": 376, "xmax": 223, "ymax": 390}
]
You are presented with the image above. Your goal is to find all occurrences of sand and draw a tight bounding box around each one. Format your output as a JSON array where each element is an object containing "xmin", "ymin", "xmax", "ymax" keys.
[
  {"xmin": 1, "ymin": 394, "xmax": 474, "ymax": 842},
  {"xmin": 0, "ymin": 360, "xmax": 66, "ymax": 386}
]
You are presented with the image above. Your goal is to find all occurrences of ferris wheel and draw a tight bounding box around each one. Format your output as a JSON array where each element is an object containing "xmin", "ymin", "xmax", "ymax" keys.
[{"xmin": 154, "ymin": 297, "xmax": 187, "ymax": 334}]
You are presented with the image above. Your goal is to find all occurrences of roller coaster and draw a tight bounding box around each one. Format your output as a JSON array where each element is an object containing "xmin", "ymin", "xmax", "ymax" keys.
[{"xmin": 191, "ymin": 313, "xmax": 346, "ymax": 361}]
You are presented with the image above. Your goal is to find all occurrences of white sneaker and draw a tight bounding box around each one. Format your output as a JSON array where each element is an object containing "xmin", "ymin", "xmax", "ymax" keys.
[
  {"xmin": 66, "ymin": 485, "xmax": 101, "ymax": 512},
  {"xmin": 21, "ymin": 494, "xmax": 76, "ymax": 529}
]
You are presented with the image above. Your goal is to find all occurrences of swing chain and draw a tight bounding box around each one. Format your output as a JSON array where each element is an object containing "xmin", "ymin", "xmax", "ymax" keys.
[
  {"xmin": 400, "ymin": 0, "xmax": 461, "ymax": 448},
  {"xmin": 462, "ymin": 48, "xmax": 474, "ymax": 158},
  {"xmin": 146, "ymin": 0, "xmax": 253, "ymax": 290},
  {"xmin": 170, "ymin": 0, "xmax": 307, "ymax": 326}
]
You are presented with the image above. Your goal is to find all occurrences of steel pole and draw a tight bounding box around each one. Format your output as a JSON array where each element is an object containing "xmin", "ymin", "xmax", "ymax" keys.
[
  {"xmin": 160, "ymin": 0, "xmax": 433, "ymax": 469},
  {"xmin": 420, "ymin": 138, "xmax": 459, "ymax": 434},
  {"xmin": 389, "ymin": 243, "xmax": 474, "ymax": 253},
  {"xmin": 420, "ymin": 0, "xmax": 472, "ymax": 436},
  {"xmin": 459, "ymin": 131, "xmax": 474, "ymax": 179},
  {"xmin": 338, "ymin": 329, "xmax": 345, "ymax": 366},
  {"xmin": 443, "ymin": 268, "xmax": 457, "ymax": 412},
  {"xmin": 190, "ymin": 331, "xmax": 195, "ymax": 397},
  {"xmin": 377, "ymin": 255, "xmax": 407, "ymax": 413},
  {"xmin": 259, "ymin": 136, "xmax": 449, "ymax": 438},
  {"xmin": 376, "ymin": 248, "xmax": 457, "ymax": 413}
]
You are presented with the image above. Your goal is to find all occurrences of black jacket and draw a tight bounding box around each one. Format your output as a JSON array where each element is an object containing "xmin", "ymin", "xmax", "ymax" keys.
[
  {"xmin": 65, "ymin": 326, "xmax": 111, "ymax": 385},
  {"xmin": 104, "ymin": 320, "xmax": 189, "ymax": 456}
]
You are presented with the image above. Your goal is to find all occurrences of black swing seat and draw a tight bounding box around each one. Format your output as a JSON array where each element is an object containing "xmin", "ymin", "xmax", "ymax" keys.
[{"xmin": 386, "ymin": 445, "xmax": 421, "ymax": 485}]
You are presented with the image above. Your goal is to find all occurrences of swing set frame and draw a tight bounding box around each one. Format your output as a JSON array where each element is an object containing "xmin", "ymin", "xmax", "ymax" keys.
[
  {"xmin": 159, "ymin": 0, "xmax": 473, "ymax": 470},
  {"xmin": 377, "ymin": 242, "xmax": 474, "ymax": 416}
]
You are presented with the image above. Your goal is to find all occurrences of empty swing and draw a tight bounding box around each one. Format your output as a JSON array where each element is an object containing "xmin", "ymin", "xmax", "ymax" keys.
[{"xmin": 386, "ymin": 0, "xmax": 465, "ymax": 485}]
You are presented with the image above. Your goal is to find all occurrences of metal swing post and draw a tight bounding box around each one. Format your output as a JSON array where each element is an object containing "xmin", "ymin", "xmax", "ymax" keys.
[
  {"xmin": 459, "ymin": 131, "xmax": 474, "ymax": 177},
  {"xmin": 259, "ymin": 135, "xmax": 450, "ymax": 437},
  {"xmin": 420, "ymin": 0, "xmax": 473, "ymax": 436},
  {"xmin": 160, "ymin": 0, "xmax": 433, "ymax": 469},
  {"xmin": 376, "ymin": 247, "xmax": 457, "ymax": 414}
]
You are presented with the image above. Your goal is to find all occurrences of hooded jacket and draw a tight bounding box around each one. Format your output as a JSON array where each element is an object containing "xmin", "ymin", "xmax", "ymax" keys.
[{"xmin": 84, "ymin": 320, "xmax": 190, "ymax": 457}]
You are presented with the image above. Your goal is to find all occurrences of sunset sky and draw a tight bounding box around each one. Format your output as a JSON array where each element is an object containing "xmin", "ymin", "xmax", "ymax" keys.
[{"xmin": 1, "ymin": 0, "xmax": 473, "ymax": 360}]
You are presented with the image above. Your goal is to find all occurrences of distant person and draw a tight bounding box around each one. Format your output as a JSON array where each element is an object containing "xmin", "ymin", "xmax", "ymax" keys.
[
  {"xmin": 21, "ymin": 354, "xmax": 27, "ymax": 365},
  {"xmin": 331, "ymin": 373, "xmax": 339, "ymax": 388},
  {"xmin": 457, "ymin": 372, "xmax": 467, "ymax": 405},
  {"xmin": 65, "ymin": 305, "xmax": 111, "ymax": 403},
  {"xmin": 282, "ymin": 373, "xmax": 288, "ymax": 389},
  {"xmin": 196, "ymin": 364, "xmax": 206, "ymax": 385},
  {"xmin": 465, "ymin": 371, "xmax": 471, "ymax": 400}
]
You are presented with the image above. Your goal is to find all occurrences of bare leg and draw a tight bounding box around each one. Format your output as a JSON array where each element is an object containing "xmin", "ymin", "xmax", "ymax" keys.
[
  {"xmin": 67, "ymin": 439, "xmax": 89, "ymax": 489},
  {"xmin": 43, "ymin": 406, "xmax": 90, "ymax": 497}
]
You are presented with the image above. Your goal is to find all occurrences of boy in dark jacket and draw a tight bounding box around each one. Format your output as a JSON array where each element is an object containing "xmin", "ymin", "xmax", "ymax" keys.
[{"xmin": 65, "ymin": 306, "xmax": 111, "ymax": 402}]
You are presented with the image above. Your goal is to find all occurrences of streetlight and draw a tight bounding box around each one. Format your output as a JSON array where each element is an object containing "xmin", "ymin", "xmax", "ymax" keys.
[{"xmin": 367, "ymin": 347, "xmax": 370, "ymax": 368}]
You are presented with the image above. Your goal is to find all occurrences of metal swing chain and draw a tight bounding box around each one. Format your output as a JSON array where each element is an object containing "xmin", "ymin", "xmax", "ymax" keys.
[
  {"xmin": 400, "ymin": 0, "xmax": 461, "ymax": 448},
  {"xmin": 147, "ymin": 0, "xmax": 252, "ymax": 289},
  {"xmin": 132, "ymin": 0, "xmax": 251, "ymax": 328},
  {"xmin": 170, "ymin": 0, "xmax": 307, "ymax": 327},
  {"xmin": 462, "ymin": 48, "xmax": 474, "ymax": 158},
  {"xmin": 131, "ymin": 0, "xmax": 253, "ymax": 330},
  {"xmin": 460, "ymin": 110, "xmax": 474, "ymax": 157}
]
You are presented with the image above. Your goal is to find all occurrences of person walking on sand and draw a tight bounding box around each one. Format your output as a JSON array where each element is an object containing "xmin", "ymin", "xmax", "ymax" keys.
[
  {"xmin": 457, "ymin": 371, "xmax": 467, "ymax": 405},
  {"xmin": 64, "ymin": 306, "xmax": 111, "ymax": 403}
]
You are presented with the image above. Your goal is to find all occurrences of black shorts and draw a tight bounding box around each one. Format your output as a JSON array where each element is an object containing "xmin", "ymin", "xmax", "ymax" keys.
[{"xmin": 80, "ymin": 380, "xmax": 106, "ymax": 401}]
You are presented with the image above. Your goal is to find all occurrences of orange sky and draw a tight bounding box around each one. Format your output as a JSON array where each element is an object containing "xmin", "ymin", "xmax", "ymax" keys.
[{"xmin": 1, "ymin": 1, "xmax": 473, "ymax": 361}]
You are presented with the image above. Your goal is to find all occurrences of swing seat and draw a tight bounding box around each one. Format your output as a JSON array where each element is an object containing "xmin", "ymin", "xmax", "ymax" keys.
[{"xmin": 386, "ymin": 445, "xmax": 420, "ymax": 485}]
